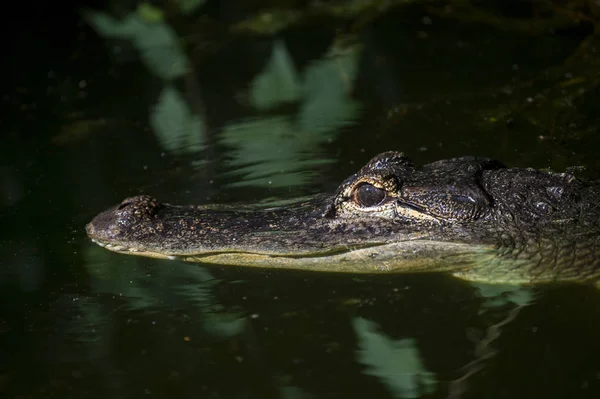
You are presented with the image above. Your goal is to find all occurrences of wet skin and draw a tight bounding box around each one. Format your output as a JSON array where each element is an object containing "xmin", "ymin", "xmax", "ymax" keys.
[{"xmin": 86, "ymin": 152, "xmax": 600, "ymax": 285}]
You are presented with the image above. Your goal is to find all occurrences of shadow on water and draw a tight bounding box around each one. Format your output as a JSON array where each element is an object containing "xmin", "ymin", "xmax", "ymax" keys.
[{"xmin": 2, "ymin": 0, "xmax": 600, "ymax": 398}]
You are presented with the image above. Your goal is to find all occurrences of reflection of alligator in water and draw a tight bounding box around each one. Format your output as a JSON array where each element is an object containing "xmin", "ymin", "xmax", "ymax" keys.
[{"xmin": 86, "ymin": 151, "xmax": 600, "ymax": 285}]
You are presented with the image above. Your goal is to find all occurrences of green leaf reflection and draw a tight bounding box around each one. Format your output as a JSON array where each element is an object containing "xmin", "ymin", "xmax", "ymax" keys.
[
  {"xmin": 223, "ymin": 40, "xmax": 361, "ymax": 188},
  {"xmin": 470, "ymin": 282, "xmax": 534, "ymax": 311},
  {"xmin": 85, "ymin": 10, "xmax": 205, "ymax": 155},
  {"xmin": 84, "ymin": 11, "xmax": 188, "ymax": 80},
  {"xmin": 84, "ymin": 245, "xmax": 243, "ymax": 339},
  {"xmin": 353, "ymin": 317, "xmax": 437, "ymax": 398},
  {"xmin": 178, "ymin": 0, "xmax": 208, "ymax": 16},
  {"xmin": 298, "ymin": 44, "xmax": 361, "ymax": 134},
  {"xmin": 250, "ymin": 39, "xmax": 302, "ymax": 110},
  {"xmin": 221, "ymin": 116, "xmax": 332, "ymax": 188},
  {"xmin": 150, "ymin": 85, "xmax": 205, "ymax": 155}
]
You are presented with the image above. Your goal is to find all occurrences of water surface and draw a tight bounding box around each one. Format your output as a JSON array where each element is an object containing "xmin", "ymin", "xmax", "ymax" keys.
[{"xmin": 2, "ymin": 1, "xmax": 600, "ymax": 398}]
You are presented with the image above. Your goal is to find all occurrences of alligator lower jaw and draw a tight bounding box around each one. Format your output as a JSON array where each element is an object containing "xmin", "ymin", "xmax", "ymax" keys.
[
  {"xmin": 90, "ymin": 238, "xmax": 136, "ymax": 252},
  {"xmin": 88, "ymin": 237, "xmax": 488, "ymax": 274}
]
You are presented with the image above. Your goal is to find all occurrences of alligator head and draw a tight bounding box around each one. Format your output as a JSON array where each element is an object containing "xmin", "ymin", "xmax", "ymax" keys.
[{"xmin": 86, "ymin": 151, "xmax": 600, "ymax": 284}]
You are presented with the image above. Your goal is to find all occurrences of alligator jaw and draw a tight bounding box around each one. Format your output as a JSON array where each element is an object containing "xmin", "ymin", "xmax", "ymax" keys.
[{"xmin": 87, "ymin": 226, "xmax": 486, "ymax": 274}]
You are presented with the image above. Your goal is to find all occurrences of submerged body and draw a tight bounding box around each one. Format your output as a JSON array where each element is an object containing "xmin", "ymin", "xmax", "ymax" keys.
[{"xmin": 86, "ymin": 152, "xmax": 600, "ymax": 284}]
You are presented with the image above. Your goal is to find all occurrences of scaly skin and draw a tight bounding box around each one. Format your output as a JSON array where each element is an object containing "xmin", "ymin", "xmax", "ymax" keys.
[{"xmin": 86, "ymin": 152, "xmax": 600, "ymax": 285}]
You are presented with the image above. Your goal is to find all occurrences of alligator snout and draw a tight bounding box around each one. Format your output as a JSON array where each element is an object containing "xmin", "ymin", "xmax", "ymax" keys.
[{"xmin": 87, "ymin": 195, "xmax": 162, "ymax": 243}]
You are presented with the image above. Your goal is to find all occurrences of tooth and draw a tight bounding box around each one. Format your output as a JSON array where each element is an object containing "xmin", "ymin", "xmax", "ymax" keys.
[
  {"xmin": 97, "ymin": 242, "xmax": 106, "ymax": 247},
  {"xmin": 105, "ymin": 244, "xmax": 114, "ymax": 249},
  {"xmin": 129, "ymin": 248, "xmax": 139, "ymax": 252},
  {"xmin": 168, "ymin": 256, "xmax": 177, "ymax": 260}
]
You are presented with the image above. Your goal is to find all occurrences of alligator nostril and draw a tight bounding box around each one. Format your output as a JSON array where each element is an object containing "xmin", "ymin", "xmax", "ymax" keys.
[
  {"xmin": 535, "ymin": 201, "xmax": 553, "ymax": 215},
  {"xmin": 117, "ymin": 202, "xmax": 131, "ymax": 210},
  {"xmin": 114, "ymin": 195, "xmax": 161, "ymax": 226}
]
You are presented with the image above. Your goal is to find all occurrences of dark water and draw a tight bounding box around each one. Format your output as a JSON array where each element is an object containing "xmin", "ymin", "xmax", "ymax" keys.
[{"xmin": 2, "ymin": 1, "xmax": 600, "ymax": 398}]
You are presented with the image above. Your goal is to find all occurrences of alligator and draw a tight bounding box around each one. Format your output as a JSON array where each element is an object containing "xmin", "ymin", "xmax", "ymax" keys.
[{"xmin": 86, "ymin": 151, "xmax": 600, "ymax": 285}]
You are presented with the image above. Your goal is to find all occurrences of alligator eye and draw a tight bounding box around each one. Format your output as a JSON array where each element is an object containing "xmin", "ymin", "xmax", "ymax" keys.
[{"xmin": 353, "ymin": 183, "xmax": 386, "ymax": 207}]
